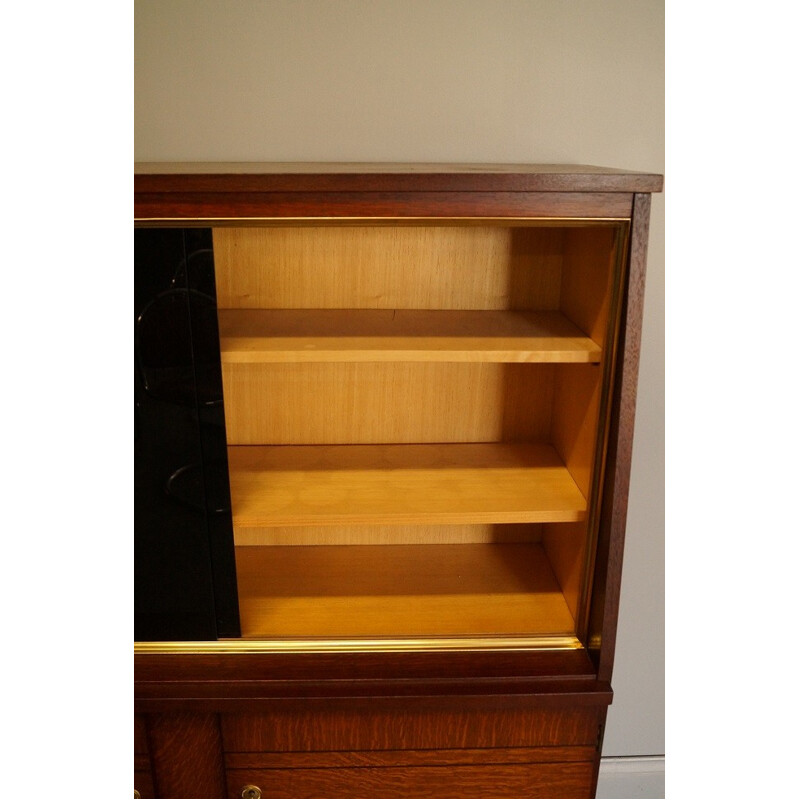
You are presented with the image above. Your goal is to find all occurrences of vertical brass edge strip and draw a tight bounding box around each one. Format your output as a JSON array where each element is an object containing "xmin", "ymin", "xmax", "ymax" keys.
[{"xmin": 575, "ymin": 221, "xmax": 632, "ymax": 640}]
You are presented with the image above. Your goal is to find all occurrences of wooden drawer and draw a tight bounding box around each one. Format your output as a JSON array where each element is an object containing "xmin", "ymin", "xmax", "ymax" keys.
[
  {"xmin": 221, "ymin": 707, "xmax": 600, "ymax": 798},
  {"xmin": 221, "ymin": 706, "xmax": 602, "ymax": 752},
  {"xmin": 225, "ymin": 748, "xmax": 596, "ymax": 798}
]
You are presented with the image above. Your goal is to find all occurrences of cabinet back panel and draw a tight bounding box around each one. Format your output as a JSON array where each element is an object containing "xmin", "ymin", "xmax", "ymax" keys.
[
  {"xmin": 213, "ymin": 226, "xmax": 564, "ymax": 310},
  {"xmin": 234, "ymin": 543, "xmax": 576, "ymax": 639},
  {"xmin": 221, "ymin": 362, "xmax": 553, "ymax": 445}
]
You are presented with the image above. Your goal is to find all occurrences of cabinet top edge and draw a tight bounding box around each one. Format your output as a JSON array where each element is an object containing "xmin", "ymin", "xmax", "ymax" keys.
[{"xmin": 134, "ymin": 162, "xmax": 664, "ymax": 193}]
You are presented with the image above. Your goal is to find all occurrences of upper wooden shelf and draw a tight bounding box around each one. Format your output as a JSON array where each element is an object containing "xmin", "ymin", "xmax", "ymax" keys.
[
  {"xmin": 227, "ymin": 443, "xmax": 587, "ymax": 528},
  {"xmin": 218, "ymin": 309, "xmax": 601, "ymax": 364}
]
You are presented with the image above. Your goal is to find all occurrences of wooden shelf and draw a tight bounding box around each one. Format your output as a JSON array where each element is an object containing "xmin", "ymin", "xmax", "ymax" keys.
[
  {"xmin": 218, "ymin": 309, "xmax": 601, "ymax": 363},
  {"xmin": 228, "ymin": 443, "xmax": 587, "ymax": 528},
  {"xmin": 235, "ymin": 543, "xmax": 576, "ymax": 639}
]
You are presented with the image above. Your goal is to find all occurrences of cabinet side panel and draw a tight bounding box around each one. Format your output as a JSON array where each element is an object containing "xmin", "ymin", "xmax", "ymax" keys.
[{"xmin": 590, "ymin": 194, "xmax": 652, "ymax": 681}]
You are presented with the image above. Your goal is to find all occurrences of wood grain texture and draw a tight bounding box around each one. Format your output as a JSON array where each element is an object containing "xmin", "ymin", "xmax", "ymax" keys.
[
  {"xmin": 225, "ymin": 746, "xmax": 596, "ymax": 768},
  {"xmin": 135, "ymin": 161, "xmax": 664, "ymax": 193},
  {"xmin": 135, "ymin": 648, "xmax": 599, "ymax": 692},
  {"xmin": 234, "ymin": 522, "xmax": 542, "ymax": 546},
  {"xmin": 213, "ymin": 226, "xmax": 563, "ymax": 310},
  {"xmin": 221, "ymin": 362, "xmax": 554, "ymax": 445},
  {"xmin": 145, "ymin": 712, "xmax": 226, "ymax": 799},
  {"xmin": 133, "ymin": 768, "xmax": 155, "ymax": 799},
  {"xmin": 221, "ymin": 706, "xmax": 601, "ymax": 751},
  {"xmin": 234, "ymin": 543, "xmax": 576, "ymax": 639},
  {"xmin": 225, "ymin": 762, "xmax": 595, "ymax": 798},
  {"xmin": 543, "ymin": 520, "xmax": 589, "ymax": 624},
  {"xmin": 591, "ymin": 193, "xmax": 652, "ymax": 682},
  {"xmin": 549, "ymin": 365, "xmax": 602, "ymax": 501},
  {"xmin": 218, "ymin": 309, "xmax": 601, "ymax": 363},
  {"xmin": 559, "ymin": 227, "xmax": 617, "ymax": 345},
  {"xmin": 134, "ymin": 714, "xmax": 155, "ymax": 798},
  {"xmin": 136, "ymin": 191, "xmax": 633, "ymax": 222},
  {"xmin": 227, "ymin": 443, "xmax": 586, "ymax": 527}
]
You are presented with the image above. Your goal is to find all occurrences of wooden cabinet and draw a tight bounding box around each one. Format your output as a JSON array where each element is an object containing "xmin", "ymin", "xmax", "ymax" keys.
[{"xmin": 134, "ymin": 163, "xmax": 662, "ymax": 798}]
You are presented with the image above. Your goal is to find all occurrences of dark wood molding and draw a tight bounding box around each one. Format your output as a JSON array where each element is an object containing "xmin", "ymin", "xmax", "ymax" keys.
[
  {"xmin": 135, "ymin": 190, "xmax": 633, "ymax": 222},
  {"xmin": 590, "ymin": 192, "xmax": 653, "ymax": 682},
  {"xmin": 135, "ymin": 162, "xmax": 664, "ymax": 194}
]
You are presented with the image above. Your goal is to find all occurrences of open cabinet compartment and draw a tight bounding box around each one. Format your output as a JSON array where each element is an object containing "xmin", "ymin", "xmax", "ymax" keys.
[{"xmin": 212, "ymin": 222, "xmax": 628, "ymax": 646}]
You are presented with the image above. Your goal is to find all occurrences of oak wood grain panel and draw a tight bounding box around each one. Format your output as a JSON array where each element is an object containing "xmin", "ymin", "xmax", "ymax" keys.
[
  {"xmin": 213, "ymin": 226, "xmax": 563, "ymax": 310},
  {"xmin": 225, "ymin": 762, "xmax": 595, "ymax": 798},
  {"xmin": 221, "ymin": 706, "xmax": 601, "ymax": 751},
  {"xmin": 235, "ymin": 542, "xmax": 575, "ymax": 639},
  {"xmin": 134, "ymin": 769, "xmax": 155, "ymax": 798},
  {"xmin": 135, "ymin": 713, "xmax": 148, "ymax": 754},
  {"xmin": 227, "ymin": 443, "xmax": 586, "ymax": 527},
  {"xmin": 234, "ymin": 522, "xmax": 542, "ymax": 546},
  {"xmin": 136, "ymin": 191, "xmax": 634, "ymax": 222},
  {"xmin": 145, "ymin": 712, "xmax": 226, "ymax": 799},
  {"xmin": 225, "ymin": 746, "xmax": 596, "ymax": 768},
  {"xmin": 218, "ymin": 309, "xmax": 601, "ymax": 363},
  {"xmin": 221, "ymin": 362, "xmax": 554, "ymax": 445}
]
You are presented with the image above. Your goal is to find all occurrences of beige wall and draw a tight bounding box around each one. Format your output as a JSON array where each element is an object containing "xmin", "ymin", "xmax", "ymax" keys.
[{"xmin": 135, "ymin": 0, "xmax": 664, "ymax": 758}]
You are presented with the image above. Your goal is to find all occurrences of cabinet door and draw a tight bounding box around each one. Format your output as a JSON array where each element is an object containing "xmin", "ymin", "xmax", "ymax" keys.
[{"xmin": 134, "ymin": 228, "xmax": 239, "ymax": 640}]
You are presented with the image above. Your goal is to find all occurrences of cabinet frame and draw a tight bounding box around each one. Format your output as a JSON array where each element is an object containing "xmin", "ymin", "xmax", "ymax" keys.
[{"xmin": 134, "ymin": 164, "xmax": 661, "ymax": 800}]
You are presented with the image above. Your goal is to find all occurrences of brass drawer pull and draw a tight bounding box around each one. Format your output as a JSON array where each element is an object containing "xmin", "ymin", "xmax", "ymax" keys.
[
  {"xmin": 241, "ymin": 786, "xmax": 262, "ymax": 799},
  {"xmin": 133, "ymin": 792, "xmax": 141, "ymax": 799}
]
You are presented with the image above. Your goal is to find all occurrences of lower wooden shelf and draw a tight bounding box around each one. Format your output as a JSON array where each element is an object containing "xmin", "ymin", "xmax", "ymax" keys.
[
  {"xmin": 228, "ymin": 442, "xmax": 588, "ymax": 528},
  {"xmin": 235, "ymin": 542, "xmax": 576, "ymax": 640}
]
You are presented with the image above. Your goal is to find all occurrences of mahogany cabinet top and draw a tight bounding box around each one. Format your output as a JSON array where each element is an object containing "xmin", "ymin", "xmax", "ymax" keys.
[{"xmin": 135, "ymin": 162, "xmax": 663, "ymax": 194}]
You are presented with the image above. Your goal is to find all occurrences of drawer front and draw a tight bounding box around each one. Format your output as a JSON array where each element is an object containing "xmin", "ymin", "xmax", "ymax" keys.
[
  {"xmin": 222, "ymin": 706, "xmax": 601, "ymax": 752},
  {"xmin": 226, "ymin": 760, "xmax": 595, "ymax": 799}
]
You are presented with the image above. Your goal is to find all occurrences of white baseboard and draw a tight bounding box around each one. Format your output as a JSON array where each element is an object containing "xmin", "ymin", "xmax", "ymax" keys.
[{"xmin": 595, "ymin": 756, "xmax": 665, "ymax": 799}]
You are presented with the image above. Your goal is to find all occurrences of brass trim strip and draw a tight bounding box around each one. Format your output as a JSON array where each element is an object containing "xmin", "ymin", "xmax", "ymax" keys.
[
  {"xmin": 575, "ymin": 221, "xmax": 632, "ymax": 637},
  {"xmin": 135, "ymin": 635, "xmax": 583, "ymax": 655}
]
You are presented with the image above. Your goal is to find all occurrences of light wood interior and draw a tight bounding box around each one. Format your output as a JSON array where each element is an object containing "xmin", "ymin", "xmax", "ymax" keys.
[
  {"xmin": 212, "ymin": 226, "xmax": 564, "ymax": 310},
  {"xmin": 213, "ymin": 222, "xmax": 622, "ymax": 643},
  {"xmin": 228, "ymin": 443, "xmax": 587, "ymax": 528},
  {"xmin": 221, "ymin": 363, "xmax": 555, "ymax": 445},
  {"xmin": 235, "ymin": 523, "xmax": 542, "ymax": 547},
  {"xmin": 218, "ymin": 309, "xmax": 602, "ymax": 364},
  {"xmin": 236, "ymin": 544, "xmax": 575, "ymax": 639}
]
